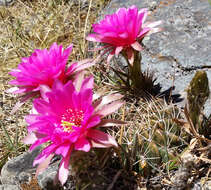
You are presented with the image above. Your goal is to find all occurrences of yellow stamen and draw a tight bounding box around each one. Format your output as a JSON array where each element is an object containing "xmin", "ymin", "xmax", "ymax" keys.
[
  {"xmin": 61, "ymin": 121, "xmax": 75, "ymax": 127},
  {"xmin": 61, "ymin": 121, "xmax": 75, "ymax": 132}
]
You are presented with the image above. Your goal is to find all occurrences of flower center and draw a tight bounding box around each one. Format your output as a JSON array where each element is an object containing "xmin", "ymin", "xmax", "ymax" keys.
[{"xmin": 61, "ymin": 108, "xmax": 84, "ymax": 133}]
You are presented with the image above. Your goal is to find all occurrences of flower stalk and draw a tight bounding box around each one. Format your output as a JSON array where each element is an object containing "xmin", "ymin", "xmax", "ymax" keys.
[
  {"xmin": 129, "ymin": 52, "xmax": 144, "ymax": 90},
  {"xmin": 122, "ymin": 50, "xmax": 144, "ymax": 91}
]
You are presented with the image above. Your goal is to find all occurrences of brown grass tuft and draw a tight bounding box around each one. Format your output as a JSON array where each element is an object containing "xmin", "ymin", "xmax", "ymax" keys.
[{"xmin": 0, "ymin": 0, "xmax": 110, "ymax": 170}]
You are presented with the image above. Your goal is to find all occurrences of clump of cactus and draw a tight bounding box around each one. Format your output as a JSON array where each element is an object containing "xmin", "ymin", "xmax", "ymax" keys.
[{"xmin": 115, "ymin": 98, "xmax": 188, "ymax": 177}]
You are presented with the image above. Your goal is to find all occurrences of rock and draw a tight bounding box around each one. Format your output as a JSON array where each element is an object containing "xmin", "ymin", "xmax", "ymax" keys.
[
  {"xmin": 102, "ymin": 0, "xmax": 211, "ymax": 114},
  {"xmin": 0, "ymin": 147, "xmax": 66, "ymax": 190},
  {"xmin": 18, "ymin": 171, "xmax": 32, "ymax": 185},
  {"xmin": 0, "ymin": 0, "xmax": 14, "ymax": 6},
  {"xmin": 0, "ymin": 184, "xmax": 20, "ymax": 190},
  {"xmin": 37, "ymin": 156, "xmax": 62, "ymax": 190},
  {"xmin": 0, "ymin": 146, "xmax": 41, "ymax": 185},
  {"xmin": 192, "ymin": 179, "xmax": 211, "ymax": 190}
]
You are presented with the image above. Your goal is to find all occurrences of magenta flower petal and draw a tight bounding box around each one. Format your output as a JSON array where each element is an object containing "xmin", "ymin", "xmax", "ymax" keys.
[
  {"xmin": 93, "ymin": 93, "xmax": 124, "ymax": 111},
  {"xmin": 55, "ymin": 143, "xmax": 71, "ymax": 158},
  {"xmin": 86, "ymin": 115, "xmax": 101, "ymax": 128},
  {"xmin": 8, "ymin": 43, "xmax": 95, "ymax": 112},
  {"xmin": 87, "ymin": 5, "xmax": 161, "ymax": 63},
  {"xmin": 87, "ymin": 129, "xmax": 118, "ymax": 147},
  {"xmin": 24, "ymin": 76, "xmax": 124, "ymax": 185},
  {"xmin": 131, "ymin": 41, "xmax": 143, "ymax": 51},
  {"xmin": 39, "ymin": 85, "xmax": 52, "ymax": 101},
  {"xmin": 137, "ymin": 27, "xmax": 151, "ymax": 39},
  {"xmin": 66, "ymin": 59, "xmax": 95, "ymax": 76},
  {"xmin": 145, "ymin": 20, "xmax": 162, "ymax": 28},
  {"xmin": 36, "ymin": 154, "xmax": 54, "ymax": 177},
  {"xmin": 9, "ymin": 43, "xmax": 73, "ymax": 90},
  {"xmin": 33, "ymin": 143, "xmax": 58, "ymax": 166},
  {"xmin": 74, "ymin": 137, "xmax": 91, "ymax": 152},
  {"xmin": 58, "ymin": 148, "xmax": 72, "ymax": 185},
  {"xmin": 107, "ymin": 49, "xmax": 115, "ymax": 64},
  {"xmin": 126, "ymin": 48, "xmax": 134, "ymax": 65},
  {"xmin": 97, "ymin": 119, "xmax": 126, "ymax": 127},
  {"xmin": 29, "ymin": 136, "xmax": 50, "ymax": 151},
  {"xmin": 82, "ymin": 75, "xmax": 94, "ymax": 88},
  {"xmin": 115, "ymin": 46, "xmax": 123, "ymax": 56},
  {"xmin": 23, "ymin": 132, "xmax": 38, "ymax": 144},
  {"xmin": 95, "ymin": 100, "xmax": 124, "ymax": 117},
  {"xmin": 90, "ymin": 140, "xmax": 112, "ymax": 148},
  {"xmin": 33, "ymin": 98, "xmax": 52, "ymax": 115},
  {"xmin": 72, "ymin": 72, "xmax": 85, "ymax": 92},
  {"xmin": 86, "ymin": 34, "xmax": 102, "ymax": 42}
]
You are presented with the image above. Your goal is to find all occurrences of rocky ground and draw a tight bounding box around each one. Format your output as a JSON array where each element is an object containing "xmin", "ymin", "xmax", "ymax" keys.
[{"xmin": 104, "ymin": 0, "xmax": 211, "ymax": 114}]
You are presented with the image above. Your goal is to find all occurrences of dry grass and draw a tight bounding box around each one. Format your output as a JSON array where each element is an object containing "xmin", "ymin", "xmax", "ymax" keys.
[{"xmin": 0, "ymin": 0, "xmax": 110, "ymax": 170}]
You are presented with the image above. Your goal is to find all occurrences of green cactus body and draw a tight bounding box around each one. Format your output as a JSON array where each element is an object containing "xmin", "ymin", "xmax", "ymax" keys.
[
  {"xmin": 187, "ymin": 71, "xmax": 209, "ymax": 134},
  {"xmin": 117, "ymin": 99, "xmax": 188, "ymax": 176}
]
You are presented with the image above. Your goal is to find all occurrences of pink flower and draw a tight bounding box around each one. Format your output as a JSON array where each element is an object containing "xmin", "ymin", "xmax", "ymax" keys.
[
  {"xmin": 8, "ymin": 43, "xmax": 94, "ymax": 113},
  {"xmin": 23, "ymin": 76, "xmax": 124, "ymax": 185},
  {"xmin": 86, "ymin": 5, "xmax": 161, "ymax": 64}
]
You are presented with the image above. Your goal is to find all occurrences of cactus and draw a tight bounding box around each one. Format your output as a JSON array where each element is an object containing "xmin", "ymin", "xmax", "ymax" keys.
[
  {"xmin": 115, "ymin": 98, "xmax": 188, "ymax": 176},
  {"xmin": 68, "ymin": 149, "xmax": 109, "ymax": 189},
  {"xmin": 187, "ymin": 71, "xmax": 209, "ymax": 135}
]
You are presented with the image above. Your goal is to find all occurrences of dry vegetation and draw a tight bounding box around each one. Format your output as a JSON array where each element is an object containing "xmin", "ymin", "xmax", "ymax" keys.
[
  {"xmin": 0, "ymin": 0, "xmax": 110, "ymax": 170},
  {"xmin": 0, "ymin": 0, "xmax": 211, "ymax": 189}
]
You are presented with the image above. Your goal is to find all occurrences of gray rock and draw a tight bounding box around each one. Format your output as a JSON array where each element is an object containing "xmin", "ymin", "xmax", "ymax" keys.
[
  {"xmin": 192, "ymin": 180, "xmax": 211, "ymax": 190},
  {"xmin": 37, "ymin": 156, "xmax": 62, "ymax": 190},
  {"xmin": 0, "ymin": 146, "xmax": 41, "ymax": 185},
  {"xmin": 37, "ymin": 155, "xmax": 75, "ymax": 190},
  {"xmin": 102, "ymin": 0, "xmax": 211, "ymax": 114},
  {"xmin": 0, "ymin": 0, "xmax": 14, "ymax": 6},
  {"xmin": 18, "ymin": 171, "xmax": 32, "ymax": 185},
  {"xmin": 0, "ymin": 184, "xmax": 20, "ymax": 190},
  {"xmin": 0, "ymin": 147, "xmax": 66, "ymax": 190}
]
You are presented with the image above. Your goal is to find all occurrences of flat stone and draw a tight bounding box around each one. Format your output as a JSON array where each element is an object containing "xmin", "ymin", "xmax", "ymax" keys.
[
  {"xmin": 0, "ymin": 184, "xmax": 20, "ymax": 190},
  {"xmin": 0, "ymin": 146, "xmax": 41, "ymax": 185},
  {"xmin": 102, "ymin": 0, "xmax": 211, "ymax": 114}
]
